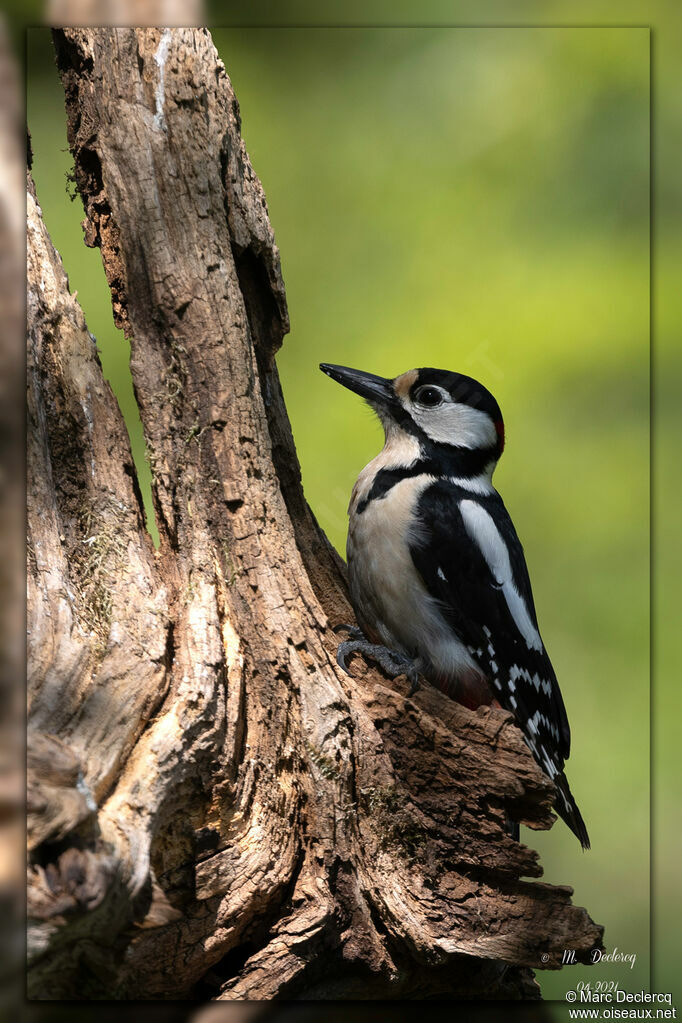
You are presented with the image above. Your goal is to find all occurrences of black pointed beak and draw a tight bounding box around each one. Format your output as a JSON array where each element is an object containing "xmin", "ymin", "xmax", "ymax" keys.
[{"xmin": 319, "ymin": 363, "xmax": 395, "ymax": 409}]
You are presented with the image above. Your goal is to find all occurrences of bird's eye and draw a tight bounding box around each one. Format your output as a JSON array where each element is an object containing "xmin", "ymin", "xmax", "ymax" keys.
[{"xmin": 414, "ymin": 385, "xmax": 444, "ymax": 408}]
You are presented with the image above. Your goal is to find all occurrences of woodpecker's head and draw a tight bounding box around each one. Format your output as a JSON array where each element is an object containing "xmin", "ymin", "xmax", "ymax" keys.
[{"xmin": 320, "ymin": 364, "xmax": 505, "ymax": 471}]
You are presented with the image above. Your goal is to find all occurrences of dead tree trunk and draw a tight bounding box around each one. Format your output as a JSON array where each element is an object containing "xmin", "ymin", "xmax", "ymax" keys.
[{"xmin": 27, "ymin": 27, "xmax": 603, "ymax": 1000}]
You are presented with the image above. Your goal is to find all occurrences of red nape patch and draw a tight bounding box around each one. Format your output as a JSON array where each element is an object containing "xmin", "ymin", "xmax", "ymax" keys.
[{"xmin": 494, "ymin": 419, "xmax": 505, "ymax": 452}]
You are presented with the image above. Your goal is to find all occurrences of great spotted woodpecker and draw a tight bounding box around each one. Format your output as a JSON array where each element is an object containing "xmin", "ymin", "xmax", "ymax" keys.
[{"xmin": 320, "ymin": 362, "xmax": 590, "ymax": 849}]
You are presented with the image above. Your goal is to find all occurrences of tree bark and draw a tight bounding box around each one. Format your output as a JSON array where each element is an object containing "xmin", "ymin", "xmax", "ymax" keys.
[{"xmin": 27, "ymin": 26, "xmax": 603, "ymax": 1001}]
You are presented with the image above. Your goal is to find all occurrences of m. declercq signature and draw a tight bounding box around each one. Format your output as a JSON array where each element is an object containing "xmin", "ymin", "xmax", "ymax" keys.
[{"xmin": 559, "ymin": 947, "xmax": 637, "ymax": 969}]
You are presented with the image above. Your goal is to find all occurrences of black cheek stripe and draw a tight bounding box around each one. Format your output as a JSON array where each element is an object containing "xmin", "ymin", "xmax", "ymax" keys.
[{"xmin": 357, "ymin": 467, "xmax": 423, "ymax": 514}]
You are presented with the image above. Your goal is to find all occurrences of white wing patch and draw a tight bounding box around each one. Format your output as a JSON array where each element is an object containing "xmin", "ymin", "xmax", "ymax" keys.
[{"xmin": 459, "ymin": 500, "xmax": 543, "ymax": 652}]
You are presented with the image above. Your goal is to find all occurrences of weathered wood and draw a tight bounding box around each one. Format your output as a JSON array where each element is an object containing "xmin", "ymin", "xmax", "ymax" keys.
[
  {"xmin": 26, "ymin": 26, "xmax": 603, "ymax": 999},
  {"xmin": 1, "ymin": 22, "xmax": 27, "ymax": 1010}
]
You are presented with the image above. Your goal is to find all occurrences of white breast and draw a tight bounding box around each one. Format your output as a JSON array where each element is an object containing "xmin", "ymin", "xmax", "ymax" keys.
[{"xmin": 347, "ymin": 469, "xmax": 480, "ymax": 681}]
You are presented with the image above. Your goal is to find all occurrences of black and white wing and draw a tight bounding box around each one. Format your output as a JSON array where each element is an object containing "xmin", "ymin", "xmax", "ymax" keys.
[{"xmin": 410, "ymin": 478, "xmax": 589, "ymax": 849}]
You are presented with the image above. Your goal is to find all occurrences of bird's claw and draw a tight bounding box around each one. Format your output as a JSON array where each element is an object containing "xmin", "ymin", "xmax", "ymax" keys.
[
  {"xmin": 333, "ymin": 623, "xmax": 364, "ymax": 640},
  {"xmin": 407, "ymin": 669, "xmax": 421, "ymax": 696},
  {"xmin": 336, "ymin": 636, "xmax": 421, "ymax": 690}
]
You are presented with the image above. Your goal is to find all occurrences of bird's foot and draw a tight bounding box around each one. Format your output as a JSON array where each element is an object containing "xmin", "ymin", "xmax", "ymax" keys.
[{"xmin": 336, "ymin": 635, "xmax": 421, "ymax": 693}]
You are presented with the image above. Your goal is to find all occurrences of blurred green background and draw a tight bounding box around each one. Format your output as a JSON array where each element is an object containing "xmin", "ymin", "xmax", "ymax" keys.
[{"xmin": 27, "ymin": 21, "xmax": 655, "ymax": 1005}]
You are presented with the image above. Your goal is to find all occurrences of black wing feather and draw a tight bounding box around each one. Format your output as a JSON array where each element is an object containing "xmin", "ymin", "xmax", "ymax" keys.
[{"xmin": 410, "ymin": 479, "xmax": 589, "ymax": 848}]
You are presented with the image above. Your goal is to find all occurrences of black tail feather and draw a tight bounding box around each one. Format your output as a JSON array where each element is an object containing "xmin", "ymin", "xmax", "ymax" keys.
[
  {"xmin": 506, "ymin": 817, "xmax": 520, "ymax": 842},
  {"xmin": 554, "ymin": 771, "xmax": 590, "ymax": 850}
]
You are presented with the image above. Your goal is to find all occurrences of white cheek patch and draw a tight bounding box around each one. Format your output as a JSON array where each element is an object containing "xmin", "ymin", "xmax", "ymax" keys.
[
  {"xmin": 459, "ymin": 500, "xmax": 543, "ymax": 652},
  {"xmin": 409, "ymin": 401, "xmax": 497, "ymax": 449}
]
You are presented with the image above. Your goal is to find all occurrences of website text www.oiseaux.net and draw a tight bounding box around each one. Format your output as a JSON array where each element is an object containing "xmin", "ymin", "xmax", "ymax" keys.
[{"xmin": 566, "ymin": 990, "xmax": 676, "ymax": 1020}]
